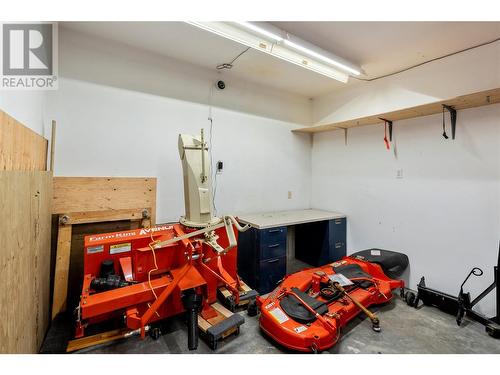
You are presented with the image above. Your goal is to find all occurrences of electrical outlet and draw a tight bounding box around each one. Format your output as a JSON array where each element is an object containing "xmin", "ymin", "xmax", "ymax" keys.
[
  {"xmin": 288, "ymin": 191, "xmax": 293, "ymax": 199},
  {"xmin": 396, "ymin": 169, "xmax": 403, "ymax": 179},
  {"xmin": 216, "ymin": 161, "xmax": 223, "ymax": 174}
]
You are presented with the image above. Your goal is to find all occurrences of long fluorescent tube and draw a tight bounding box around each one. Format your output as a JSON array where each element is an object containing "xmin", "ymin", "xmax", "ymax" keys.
[
  {"xmin": 186, "ymin": 22, "xmax": 357, "ymax": 82},
  {"xmin": 283, "ymin": 39, "xmax": 361, "ymax": 76},
  {"xmin": 235, "ymin": 22, "xmax": 361, "ymax": 76},
  {"xmin": 234, "ymin": 21, "xmax": 283, "ymax": 42}
]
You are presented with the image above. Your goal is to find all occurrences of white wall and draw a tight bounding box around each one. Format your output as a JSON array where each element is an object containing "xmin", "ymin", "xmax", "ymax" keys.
[
  {"xmin": 59, "ymin": 27, "xmax": 312, "ymax": 126},
  {"xmin": 43, "ymin": 28, "xmax": 312, "ymax": 222},
  {"xmin": 0, "ymin": 91, "xmax": 46, "ymax": 136},
  {"xmin": 311, "ymin": 104, "xmax": 500, "ymax": 315},
  {"xmin": 310, "ymin": 41, "xmax": 500, "ymax": 316},
  {"xmin": 45, "ymin": 78, "xmax": 311, "ymax": 223},
  {"xmin": 313, "ymin": 42, "xmax": 500, "ymax": 125}
]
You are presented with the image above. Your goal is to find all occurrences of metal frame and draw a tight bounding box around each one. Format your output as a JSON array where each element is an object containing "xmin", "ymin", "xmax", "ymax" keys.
[{"xmin": 413, "ymin": 244, "xmax": 500, "ymax": 338}]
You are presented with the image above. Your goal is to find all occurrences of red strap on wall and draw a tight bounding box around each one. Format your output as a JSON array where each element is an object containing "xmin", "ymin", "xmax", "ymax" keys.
[{"xmin": 384, "ymin": 121, "xmax": 390, "ymax": 150}]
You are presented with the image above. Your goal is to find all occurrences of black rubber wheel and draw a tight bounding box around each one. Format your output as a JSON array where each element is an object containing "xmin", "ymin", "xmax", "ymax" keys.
[
  {"xmin": 405, "ymin": 291, "xmax": 416, "ymax": 307},
  {"xmin": 227, "ymin": 296, "xmax": 236, "ymax": 312},
  {"xmin": 247, "ymin": 299, "xmax": 258, "ymax": 317},
  {"xmin": 210, "ymin": 338, "xmax": 218, "ymax": 351},
  {"xmin": 150, "ymin": 327, "xmax": 161, "ymax": 340}
]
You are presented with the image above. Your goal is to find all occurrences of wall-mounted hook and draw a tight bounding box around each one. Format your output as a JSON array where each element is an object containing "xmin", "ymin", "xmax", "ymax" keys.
[
  {"xmin": 379, "ymin": 118, "xmax": 393, "ymax": 150},
  {"xmin": 442, "ymin": 104, "xmax": 457, "ymax": 140},
  {"xmin": 379, "ymin": 118, "xmax": 393, "ymax": 142}
]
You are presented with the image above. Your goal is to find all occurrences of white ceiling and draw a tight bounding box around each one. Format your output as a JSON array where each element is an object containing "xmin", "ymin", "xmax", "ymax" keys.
[{"xmin": 61, "ymin": 21, "xmax": 500, "ymax": 98}]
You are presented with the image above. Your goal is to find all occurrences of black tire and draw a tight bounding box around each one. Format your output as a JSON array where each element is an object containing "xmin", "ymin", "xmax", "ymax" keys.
[
  {"xmin": 210, "ymin": 338, "xmax": 218, "ymax": 351},
  {"xmin": 150, "ymin": 327, "xmax": 161, "ymax": 340},
  {"xmin": 247, "ymin": 299, "xmax": 258, "ymax": 317},
  {"xmin": 227, "ymin": 296, "xmax": 236, "ymax": 312},
  {"xmin": 405, "ymin": 291, "xmax": 416, "ymax": 307}
]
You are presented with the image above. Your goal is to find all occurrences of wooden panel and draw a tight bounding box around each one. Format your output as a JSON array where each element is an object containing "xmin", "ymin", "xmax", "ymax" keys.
[
  {"xmin": 61, "ymin": 208, "xmax": 149, "ymax": 225},
  {"xmin": 0, "ymin": 110, "xmax": 48, "ymax": 170},
  {"xmin": 51, "ymin": 224, "xmax": 72, "ymax": 319},
  {"xmin": 66, "ymin": 328, "xmax": 129, "ymax": 353},
  {"xmin": 212, "ymin": 302, "xmax": 233, "ymax": 319},
  {"xmin": 0, "ymin": 171, "xmax": 52, "ymax": 353},
  {"xmin": 293, "ymin": 88, "xmax": 500, "ymax": 134},
  {"xmin": 51, "ymin": 176, "xmax": 156, "ymax": 319},
  {"xmin": 52, "ymin": 177, "xmax": 157, "ymax": 225}
]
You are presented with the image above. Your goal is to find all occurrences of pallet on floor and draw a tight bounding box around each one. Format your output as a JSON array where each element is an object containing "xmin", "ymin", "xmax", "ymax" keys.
[
  {"xmin": 198, "ymin": 302, "xmax": 244, "ymax": 350},
  {"xmin": 218, "ymin": 280, "xmax": 258, "ymax": 312}
]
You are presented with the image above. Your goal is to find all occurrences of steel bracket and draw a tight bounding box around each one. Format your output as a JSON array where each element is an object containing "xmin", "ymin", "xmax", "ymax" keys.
[
  {"xmin": 442, "ymin": 104, "xmax": 457, "ymax": 140},
  {"xmin": 379, "ymin": 118, "xmax": 393, "ymax": 141}
]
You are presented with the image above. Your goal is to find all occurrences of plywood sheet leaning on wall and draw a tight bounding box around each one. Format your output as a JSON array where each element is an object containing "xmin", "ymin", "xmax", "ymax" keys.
[
  {"xmin": 0, "ymin": 110, "xmax": 48, "ymax": 170},
  {"xmin": 0, "ymin": 171, "xmax": 52, "ymax": 353},
  {"xmin": 51, "ymin": 177, "xmax": 157, "ymax": 320},
  {"xmin": 52, "ymin": 177, "xmax": 157, "ymax": 225}
]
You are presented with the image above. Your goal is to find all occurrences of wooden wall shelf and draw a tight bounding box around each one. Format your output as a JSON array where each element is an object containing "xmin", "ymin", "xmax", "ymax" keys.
[{"xmin": 292, "ymin": 88, "xmax": 500, "ymax": 134}]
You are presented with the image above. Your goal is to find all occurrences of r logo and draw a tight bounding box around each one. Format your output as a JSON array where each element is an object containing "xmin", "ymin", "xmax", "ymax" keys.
[{"xmin": 2, "ymin": 23, "xmax": 53, "ymax": 76}]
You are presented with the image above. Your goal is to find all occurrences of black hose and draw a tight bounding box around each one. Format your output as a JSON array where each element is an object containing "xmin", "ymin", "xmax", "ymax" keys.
[{"xmin": 182, "ymin": 290, "xmax": 203, "ymax": 351}]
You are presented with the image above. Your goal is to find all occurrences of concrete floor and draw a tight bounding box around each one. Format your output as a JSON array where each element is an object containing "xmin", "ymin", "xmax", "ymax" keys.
[{"xmin": 77, "ymin": 296, "xmax": 500, "ymax": 354}]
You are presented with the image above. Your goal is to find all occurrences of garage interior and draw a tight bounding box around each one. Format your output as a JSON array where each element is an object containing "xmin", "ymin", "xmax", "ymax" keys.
[{"xmin": 1, "ymin": 17, "xmax": 500, "ymax": 359}]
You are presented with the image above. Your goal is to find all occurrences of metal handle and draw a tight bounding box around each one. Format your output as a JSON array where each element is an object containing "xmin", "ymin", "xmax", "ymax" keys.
[
  {"xmin": 268, "ymin": 243, "xmax": 280, "ymax": 248},
  {"xmin": 268, "ymin": 228, "xmax": 282, "ymax": 233},
  {"xmin": 335, "ymin": 242, "xmax": 343, "ymax": 249},
  {"xmin": 267, "ymin": 259, "xmax": 279, "ymax": 263},
  {"xmin": 334, "ymin": 219, "xmax": 343, "ymax": 225}
]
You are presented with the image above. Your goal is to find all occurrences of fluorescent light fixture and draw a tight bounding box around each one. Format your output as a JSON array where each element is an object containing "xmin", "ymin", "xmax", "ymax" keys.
[
  {"xmin": 283, "ymin": 39, "xmax": 361, "ymax": 76},
  {"xmin": 186, "ymin": 21, "xmax": 361, "ymax": 83},
  {"xmin": 234, "ymin": 21, "xmax": 283, "ymax": 42}
]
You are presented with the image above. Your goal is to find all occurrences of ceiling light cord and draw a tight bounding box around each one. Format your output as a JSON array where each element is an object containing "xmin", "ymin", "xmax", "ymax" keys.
[
  {"xmin": 352, "ymin": 37, "xmax": 500, "ymax": 82},
  {"xmin": 216, "ymin": 47, "xmax": 251, "ymax": 70}
]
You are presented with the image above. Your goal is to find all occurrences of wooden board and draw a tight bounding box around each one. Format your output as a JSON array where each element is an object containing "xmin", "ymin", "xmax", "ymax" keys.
[
  {"xmin": 0, "ymin": 171, "xmax": 52, "ymax": 353},
  {"xmin": 0, "ymin": 110, "xmax": 48, "ymax": 170},
  {"xmin": 219, "ymin": 280, "xmax": 253, "ymax": 306},
  {"xmin": 66, "ymin": 328, "xmax": 129, "ymax": 353},
  {"xmin": 51, "ymin": 224, "xmax": 72, "ymax": 319},
  {"xmin": 60, "ymin": 208, "xmax": 149, "ymax": 225},
  {"xmin": 292, "ymin": 87, "xmax": 500, "ymax": 134},
  {"xmin": 198, "ymin": 303, "xmax": 234, "ymax": 333},
  {"xmin": 52, "ymin": 177, "xmax": 157, "ymax": 225}
]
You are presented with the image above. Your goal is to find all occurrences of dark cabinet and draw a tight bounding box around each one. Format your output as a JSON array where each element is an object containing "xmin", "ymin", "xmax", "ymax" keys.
[
  {"xmin": 237, "ymin": 217, "xmax": 347, "ymax": 294},
  {"xmin": 237, "ymin": 226, "xmax": 287, "ymax": 294}
]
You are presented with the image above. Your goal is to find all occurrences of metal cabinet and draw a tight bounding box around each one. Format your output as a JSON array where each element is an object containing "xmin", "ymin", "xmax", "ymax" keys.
[
  {"xmin": 237, "ymin": 217, "xmax": 347, "ymax": 294},
  {"xmin": 237, "ymin": 226, "xmax": 287, "ymax": 294},
  {"xmin": 295, "ymin": 218, "xmax": 347, "ymax": 266}
]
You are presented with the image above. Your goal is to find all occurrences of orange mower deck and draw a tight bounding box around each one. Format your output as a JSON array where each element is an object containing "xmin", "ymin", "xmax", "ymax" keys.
[{"xmin": 257, "ymin": 249, "xmax": 408, "ymax": 353}]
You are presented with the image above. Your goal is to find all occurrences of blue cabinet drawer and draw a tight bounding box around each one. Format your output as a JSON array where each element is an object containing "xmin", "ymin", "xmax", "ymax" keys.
[
  {"xmin": 260, "ymin": 241, "xmax": 286, "ymax": 260},
  {"xmin": 257, "ymin": 256, "xmax": 286, "ymax": 294},
  {"xmin": 258, "ymin": 226, "xmax": 287, "ymax": 247}
]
